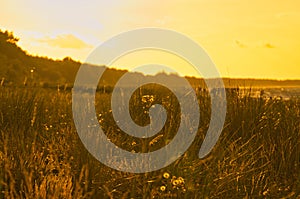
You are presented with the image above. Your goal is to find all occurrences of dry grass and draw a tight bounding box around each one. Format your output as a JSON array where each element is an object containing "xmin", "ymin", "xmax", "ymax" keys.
[{"xmin": 0, "ymin": 86, "xmax": 299, "ymax": 198}]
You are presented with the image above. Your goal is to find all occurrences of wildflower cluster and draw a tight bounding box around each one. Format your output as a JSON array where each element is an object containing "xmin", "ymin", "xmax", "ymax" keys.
[{"xmin": 159, "ymin": 172, "xmax": 186, "ymax": 194}]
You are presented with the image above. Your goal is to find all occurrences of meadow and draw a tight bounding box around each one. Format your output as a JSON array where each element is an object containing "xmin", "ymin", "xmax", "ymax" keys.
[{"xmin": 0, "ymin": 86, "xmax": 299, "ymax": 198}]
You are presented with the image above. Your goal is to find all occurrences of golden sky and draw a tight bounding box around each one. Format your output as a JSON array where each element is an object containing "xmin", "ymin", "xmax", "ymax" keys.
[{"xmin": 1, "ymin": 0, "xmax": 300, "ymax": 79}]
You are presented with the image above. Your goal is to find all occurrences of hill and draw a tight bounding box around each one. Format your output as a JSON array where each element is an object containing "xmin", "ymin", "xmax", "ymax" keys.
[
  {"xmin": 0, "ymin": 29, "xmax": 299, "ymax": 88},
  {"xmin": 0, "ymin": 30, "xmax": 127, "ymax": 87}
]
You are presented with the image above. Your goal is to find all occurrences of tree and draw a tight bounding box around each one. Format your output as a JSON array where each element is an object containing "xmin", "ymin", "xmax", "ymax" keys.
[{"xmin": 0, "ymin": 30, "xmax": 19, "ymax": 45}]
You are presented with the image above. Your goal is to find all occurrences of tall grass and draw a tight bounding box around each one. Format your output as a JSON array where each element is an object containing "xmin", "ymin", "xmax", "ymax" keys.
[{"xmin": 0, "ymin": 86, "xmax": 299, "ymax": 198}]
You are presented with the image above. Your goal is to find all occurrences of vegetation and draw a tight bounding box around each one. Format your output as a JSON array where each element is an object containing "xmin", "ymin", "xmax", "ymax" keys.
[
  {"xmin": 0, "ymin": 29, "xmax": 299, "ymax": 198},
  {"xmin": 0, "ymin": 30, "xmax": 128, "ymax": 88},
  {"xmin": 1, "ymin": 29, "xmax": 300, "ymax": 89},
  {"xmin": 0, "ymin": 86, "xmax": 299, "ymax": 198}
]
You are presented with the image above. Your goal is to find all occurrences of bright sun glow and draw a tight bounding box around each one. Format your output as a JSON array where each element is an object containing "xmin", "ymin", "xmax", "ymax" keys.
[{"xmin": 1, "ymin": 0, "xmax": 300, "ymax": 79}]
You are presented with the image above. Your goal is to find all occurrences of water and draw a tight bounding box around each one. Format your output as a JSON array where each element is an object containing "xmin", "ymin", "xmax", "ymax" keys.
[{"xmin": 241, "ymin": 87, "xmax": 300, "ymax": 100}]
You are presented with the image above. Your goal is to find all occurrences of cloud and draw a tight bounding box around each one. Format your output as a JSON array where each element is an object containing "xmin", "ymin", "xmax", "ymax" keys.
[
  {"xmin": 234, "ymin": 40, "xmax": 247, "ymax": 48},
  {"xmin": 234, "ymin": 40, "xmax": 275, "ymax": 49},
  {"xmin": 276, "ymin": 12, "xmax": 300, "ymax": 19},
  {"xmin": 38, "ymin": 34, "xmax": 93, "ymax": 49},
  {"xmin": 263, "ymin": 42, "xmax": 275, "ymax": 48}
]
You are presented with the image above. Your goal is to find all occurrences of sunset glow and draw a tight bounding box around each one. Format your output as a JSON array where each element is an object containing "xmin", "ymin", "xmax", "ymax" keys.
[{"xmin": 1, "ymin": 0, "xmax": 300, "ymax": 79}]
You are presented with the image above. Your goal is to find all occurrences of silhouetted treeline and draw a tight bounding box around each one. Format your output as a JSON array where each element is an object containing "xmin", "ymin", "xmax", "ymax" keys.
[
  {"xmin": 0, "ymin": 29, "xmax": 127, "ymax": 87},
  {"xmin": 0, "ymin": 29, "xmax": 299, "ymax": 88}
]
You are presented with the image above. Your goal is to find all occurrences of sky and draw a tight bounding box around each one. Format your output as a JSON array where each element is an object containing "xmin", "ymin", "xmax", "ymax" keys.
[{"xmin": 1, "ymin": 0, "xmax": 300, "ymax": 79}]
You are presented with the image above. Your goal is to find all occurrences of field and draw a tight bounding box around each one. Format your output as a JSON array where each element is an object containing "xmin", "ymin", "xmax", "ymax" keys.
[{"xmin": 0, "ymin": 86, "xmax": 299, "ymax": 198}]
